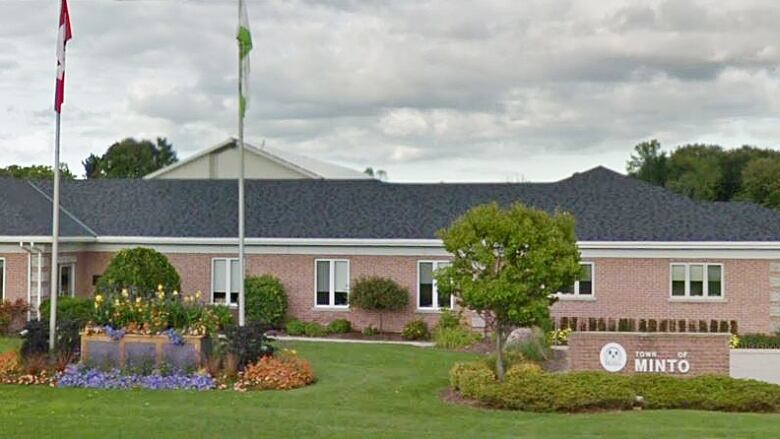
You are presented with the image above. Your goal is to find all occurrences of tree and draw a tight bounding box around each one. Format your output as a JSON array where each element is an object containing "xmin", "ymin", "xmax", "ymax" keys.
[
  {"xmin": 435, "ymin": 202, "xmax": 580, "ymax": 380},
  {"xmin": 349, "ymin": 276, "xmax": 409, "ymax": 333},
  {"xmin": 83, "ymin": 137, "xmax": 178, "ymax": 178},
  {"xmin": 626, "ymin": 140, "xmax": 668, "ymax": 186},
  {"xmin": 664, "ymin": 144, "xmax": 723, "ymax": 201},
  {"xmin": 739, "ymin": 158, "xmax": 780, "ymax": 210},
  {"xmin": 0, "ymin": 164, "xmax": 75, "ymax": 180},
  {"xmin": 245, "ymin": 275, "xmax": 288, "ymax": 328},
  {"xmin": 96, "ymin": 247, "xmax": 181, "ymax": 298}
]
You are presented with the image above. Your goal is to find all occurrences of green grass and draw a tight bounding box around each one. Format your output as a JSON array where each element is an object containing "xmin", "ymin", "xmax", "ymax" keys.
[
  {"xmin": 0, "ymin": 337, "xmax": 20, "ymax": 353},
  {"xmin": 0, "ymin": 338, "xmax": 779, "ymax": 438}
]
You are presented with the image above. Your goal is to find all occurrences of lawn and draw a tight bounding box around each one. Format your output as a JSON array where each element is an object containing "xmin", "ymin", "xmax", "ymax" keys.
[{"xmin": 0, "ymin": 338, "xmax": 779, "ymax": 438}]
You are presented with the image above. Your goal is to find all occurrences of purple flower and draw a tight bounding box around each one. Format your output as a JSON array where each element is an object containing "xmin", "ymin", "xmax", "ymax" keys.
[
  {"xmin": 162, "ymin": 328, "xmax": 185, "ymax": 346},
  {"xmin": 104, "ymin": 326, "xmax": 126, "ymax": 341},
  {"xmin": 56, "ymin": 364, "xmax": 215, "ymax": 391}
]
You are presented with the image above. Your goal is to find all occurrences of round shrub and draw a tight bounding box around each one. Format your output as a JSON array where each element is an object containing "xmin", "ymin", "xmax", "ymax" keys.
[
  {"xmin": 39, "ymin": 297, "xmax": 93, "ymax": 328},
  {"xmin": 434, "ymin": 326, "xmax": 481, "ymax": 350},
  {"xmin": 245, "ymin": 275, "xmax": 287, "ymax": 328},
  {"xmin": 505, "ymin": 362, "xmax": 543, "ymax": 380},
  {"xmin": 349, "ymin": 276, "xmax": 409, "ymax": 333},
  {"xmin": 234, "ymin": 353, "xmax": 315, "ymax": 391},
  {"xmin": 327, "ymin": 319, "xmax": 352, "ymax": 334},
  {"xmin": 449, "ymin": 361, "xmax": 493, "ymax": 390},
  {"xmin": 402, "ymin": 319, "xmax": 430, "ymax": 341},
  {"xmin": 285, "ymin": 320, "xmax": 306, "ymax": 336},
  {"xmin": 437, "ymin": 309, "xmax": 461, "ymax": 330},
  {"xmin": 96, "ymin": 247, "xmax": 181, "ymax": 298},
  {"xmin": 303, "ymin": 322, "xmax": 328, "ymax": 337}
]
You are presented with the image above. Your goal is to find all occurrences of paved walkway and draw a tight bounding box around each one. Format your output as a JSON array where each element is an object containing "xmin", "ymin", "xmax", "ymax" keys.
[{"xmin": 270, "ymin": 335, "xmax": 435, "ymax": 348}]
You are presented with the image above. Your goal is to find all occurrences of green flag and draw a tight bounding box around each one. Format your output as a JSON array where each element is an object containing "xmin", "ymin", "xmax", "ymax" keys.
[{"xmin": 237, "ymin": 0, "xmax": 253, "ymax": 119}]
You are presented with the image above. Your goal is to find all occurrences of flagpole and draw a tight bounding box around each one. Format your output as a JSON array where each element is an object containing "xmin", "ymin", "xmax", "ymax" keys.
[
  {"xmin": 237, "ymin": 0, "xmax": 246, "ymax": 327},
  {"xmin": 49, "ymin": 112, "xmax": 61, "ymax": 351}
]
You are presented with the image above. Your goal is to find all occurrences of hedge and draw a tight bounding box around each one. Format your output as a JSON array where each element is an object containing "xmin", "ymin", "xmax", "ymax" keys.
[{"xmin": 450, "ymin": 362, "xmax": 780, "ymax": 413}]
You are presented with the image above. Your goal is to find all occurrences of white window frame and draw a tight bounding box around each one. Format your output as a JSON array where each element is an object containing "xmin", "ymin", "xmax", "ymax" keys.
[
  {"xmin": 314, "ymin": 259, "xmax": 350, "ymax": 309},
  {"xmin": 417, "ymin": 260, "xmax": 454, "ymax": 311},
  {"xmin": 58, "ymin": 262, "xmax": 75, "ymax": 297},
  {"xmin": 0, "ymin": 257, "xmax": 5, "ymax": 301},
  {"xmin": 557, "ymin": 262, "xmax": 595, "ymax": 299},
  {"xmin": 211, "ymin": 257, "xmax": 240, "ymax": 307},
  {"xmin": 669, "ymin": 262, "xmax": 724, "ymax": 299}
]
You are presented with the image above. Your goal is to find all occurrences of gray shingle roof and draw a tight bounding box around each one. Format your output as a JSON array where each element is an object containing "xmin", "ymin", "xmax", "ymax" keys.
[{"xmin": 7, "ymin": 167, "xmax": 780, "ymax": 241}]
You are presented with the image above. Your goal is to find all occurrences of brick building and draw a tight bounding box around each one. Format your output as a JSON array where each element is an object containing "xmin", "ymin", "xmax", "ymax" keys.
[{"xmin": 2, "ymin": 167, "xmax": 780, "ymax": 333}]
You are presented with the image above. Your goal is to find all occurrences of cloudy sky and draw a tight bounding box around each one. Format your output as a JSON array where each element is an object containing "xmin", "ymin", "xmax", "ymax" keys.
[{"xmin": 1, "ymin": 0, "xmax": 780, "ymax": 182}]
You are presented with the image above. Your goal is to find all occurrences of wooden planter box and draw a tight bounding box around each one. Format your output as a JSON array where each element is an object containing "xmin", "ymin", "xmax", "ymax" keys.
[{"xmin": 80, "ymin": 333, "xmax": 209, "ymax": 370}]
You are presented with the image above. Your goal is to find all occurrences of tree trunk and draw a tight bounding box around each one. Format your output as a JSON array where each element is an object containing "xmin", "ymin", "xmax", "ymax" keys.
[
  {"xmin": 495, "ymin": 324, "xmax": 506, "ymax": 381},
  {"xmin": 379, "ymin": 312, "xmax": 383, "ymax": 334}
]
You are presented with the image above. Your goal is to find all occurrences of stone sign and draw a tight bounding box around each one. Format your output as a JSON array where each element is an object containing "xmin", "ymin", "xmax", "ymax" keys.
[{"xmin": 568, "ymin": 332, "xmax": 730, "ymax": 376}]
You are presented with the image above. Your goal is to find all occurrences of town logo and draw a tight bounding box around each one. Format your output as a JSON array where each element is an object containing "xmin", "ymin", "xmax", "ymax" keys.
[{"xmin": 599, "ymin": 342, "xmax": 627, "ymax": 372}]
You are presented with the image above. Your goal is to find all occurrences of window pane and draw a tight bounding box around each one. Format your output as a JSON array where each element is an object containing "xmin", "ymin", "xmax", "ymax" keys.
[
  {"xmin": 334, "ymin": 261, "xmax": 349, "ymax": 293},
  {"xmin": 438, "ymin": 289, "xmax": 452, "ymax": 308},
  {"xmin": 707, "ymin": 265, "xmax": 722, "ymax": 297},
  {"xmin": 213, "ymin": 260, "xmax": 227, "ymax": 292},
  {"xmin": 689, "ymin": 265, "xmax": 704, "ymax": 296},
  {"xmin": 579, "ymin": 264, "xmax": 593, "ymax": 295},
  {"xmin": 230, "ymin": 292, "xmax": 239, "ymax": 305},
  {"xmin": 334, "ymin": 291, "xmax": 348, "ymax": 306},
  {"xmin": 59, "ymin": 265, "xmax": 72, "ymax": 296},
  {"xmin": 559, "ymin": 284, "xmax": 574, "ymax": 295},
  {"xmin": 671, "ymin": 265, "xmax": 686, "ymax": 296},
  {"xmin": 316, "ymin": 261, "xmax": 330, "ymax": 305},
  {"xmin": 230, "ymin": 260, "xmax": 240, "ymax": 294},
  {"xmin": 213, "ymin": 292, "xmax": 226, "ymax": 304},
  {"xmin": 419, "ymin": 263, "xmax": 433, "ymax": 307}
]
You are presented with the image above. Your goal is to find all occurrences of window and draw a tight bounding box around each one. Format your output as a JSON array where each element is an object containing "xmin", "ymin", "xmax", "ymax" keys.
[
  {"xmin": 0, "ymin": 258, "xmax": 4, "ymax": 301},
  {"xmin": 58, "ymin": 263, "xmax": 74, "ymax": 297},
  {"xmin": 559, "ymin": 263, "xmax": 594, "ymax": 297},
  {"xmin": 670, "ymin": 263, "xmax": 723, "ymax": 298},
  {"xmin": 315, "ymin": 260, "xmax": 349, "ymax": 307},
  {"xmin": 212, "ymin": 258, "xmax": 240, "ymax": 306},
  {"xmin": 417, "ymin": 261, "xmax": 452, "ymax": 310}
]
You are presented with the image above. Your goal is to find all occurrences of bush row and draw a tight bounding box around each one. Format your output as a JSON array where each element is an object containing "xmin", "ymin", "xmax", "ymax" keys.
[
  {"xmin": 285, "ymin": 319, "xmax": 352, "ymax": 337},
  {"xmin": 555, "ymin": 316, "xmax": 737, "ymax": 334},
  {"xmin": 450, "ymin": 362, "xmax": 780, "ymax": 413}
]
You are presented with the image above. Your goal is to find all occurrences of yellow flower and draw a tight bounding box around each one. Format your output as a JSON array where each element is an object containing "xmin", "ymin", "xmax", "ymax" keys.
[
  {"xmin": 195, "ymin": 290, "xmax": 202, "ymax": 299},
  {"xmin": 95, "ymin": 294, "xmax": 104, "ymax": 303},
  {"xmin": 121, "ymin": 288, "xmax": 129, "ymax": 298},
  {"xmin": 136, "ymin": 297, "xmax": 142, "ymax": 304},
  {"xmin": 157, "ymin": 284, "xmax": 164, "ymax": 291},
  {"xmin": 114, "ymin": 299, "xmax": 120, "ymax": 306},
  {"xmin": 172, "ymin": 290, "xmax": 179, "ymax": 296}
]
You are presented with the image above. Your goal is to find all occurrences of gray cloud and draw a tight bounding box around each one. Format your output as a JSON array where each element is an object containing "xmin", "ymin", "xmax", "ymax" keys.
[{"xmin": 1, "ymin": 0, "xmax": 779, "ymax": 181}]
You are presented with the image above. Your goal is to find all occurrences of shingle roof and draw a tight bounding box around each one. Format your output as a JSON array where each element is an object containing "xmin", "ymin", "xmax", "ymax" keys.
[{"xmin": 7, "ymin": 166, "xmax": 780, "ymax": 241}]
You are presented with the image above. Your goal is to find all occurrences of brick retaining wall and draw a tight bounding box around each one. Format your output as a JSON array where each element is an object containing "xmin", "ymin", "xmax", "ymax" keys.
[{"xmin": 568, "ymin": 332, "xmax": 730, "ymax": 376}]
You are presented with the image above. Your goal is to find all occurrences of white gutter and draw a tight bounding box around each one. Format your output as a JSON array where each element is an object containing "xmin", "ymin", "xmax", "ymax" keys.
[{"xmin": 4, "ymin": 236, "xmax": 780, "ymax": 250}]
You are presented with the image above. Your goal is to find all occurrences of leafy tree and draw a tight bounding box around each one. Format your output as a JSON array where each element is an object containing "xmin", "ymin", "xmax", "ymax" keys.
[
  {"xmin": 739, "ymin": 158, "xmax": 780, "ymax": 210},
  {"xmin": 626, "ymin": 140, "xmax": 668, "ymax": 186},
  {"xmin": 435, "ymin": 202, "xmax": 580, "ymax": 381},
  {"xmin": 664, "ymin": 144, "xmax": 723, "ymax": 201},
  {"xmin": 84, "ymin": 137, "xmax": 178, "ymax": 178},
  {"xmin": 0, "ymin": 164, "xmax": 75, "ymax": 180},
  {"xmin": 349, "ymin": 276, "xmax": 409, "ymax": 333},
  {"xmin": 96, "ymin": 247, "xmax": 181, "ymax": 298}
]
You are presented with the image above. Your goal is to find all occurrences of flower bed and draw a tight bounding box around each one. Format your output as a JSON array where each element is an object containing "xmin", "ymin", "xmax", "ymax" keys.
[
  {"xmin": 234, "ymin": 349, "xmax": 315, "ymax": 391},
  {"xmin": 57, "ymin": 364, "xmax": 215, "ymax": 390}
]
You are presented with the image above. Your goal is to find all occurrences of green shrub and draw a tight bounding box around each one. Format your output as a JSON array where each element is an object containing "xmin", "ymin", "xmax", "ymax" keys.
[
  {"xmin": 327, "ymin": 319, "xmax": 352, "ymax": 334},
  {"xmin": 96, "ymin": 247, "xmax": 181, "ymax": 298},
  {"xmin": 245, "ymin": 275, "xmax": 287, "ymax": 328},
  {"xmin": 402, "ymin": 319, "xmax": 430, "ymax": 341},
  {"xmin": 285, "ymin": 319, "xmax": 306, "ymax": 336},
  {"xmin": 434, "ymin": 326, "xmax": 481, "ymax": 350},
  {"xmin": 484, "ymin": 350, "xmax": 526, "ymax": 374},
  {"xmin": 39, "ymin": 297, "xmax": 93, "ymax": 328},
  {"xmin": 738, "ymin": 333, "xmax": 780, "ymax": 349},
  {"xmin": 449, "ymin": 361, "xmax": 780, "ymax": 413},
  {"xmin": 437, "ymin": 309, "xmax": 461, "ymax": 330},
  {"xmin": 303, "ymin": 322, "xmax": 328, "ymax": 337},
  {"xmin": 362, "ymin": 325, "xmax": 379, "ymax": 336},
  {"xmin": 349, "ymin": 276, "xmax": 409, "ymax": 333}
]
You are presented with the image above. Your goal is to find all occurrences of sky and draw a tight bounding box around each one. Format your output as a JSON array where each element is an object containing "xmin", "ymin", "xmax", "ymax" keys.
[{"xmin": 1, "ymin": 0, "xmax": 780, "ymax": 182}]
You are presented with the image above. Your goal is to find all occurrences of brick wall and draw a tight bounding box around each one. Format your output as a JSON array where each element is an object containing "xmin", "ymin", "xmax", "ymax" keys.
[
  {"xmin": 0, "ymin": 253, "xmax": 28, "ymax": 302},
  {"xmin": 553, "ymin": 258, "xmax": 771, "ymax": 334},
  {"xmin": 568, "ymin": 332, "xmax": 730, "ymax": 376},
  {"xmin": 30, "ymin": 251, "xmax": 777, "ymax": 335}
]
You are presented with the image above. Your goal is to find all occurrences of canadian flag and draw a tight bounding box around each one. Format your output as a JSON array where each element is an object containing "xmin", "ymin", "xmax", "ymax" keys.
[{"xmin": 54, "ymin": 0, "xmax": 72, "ymax": 113}]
